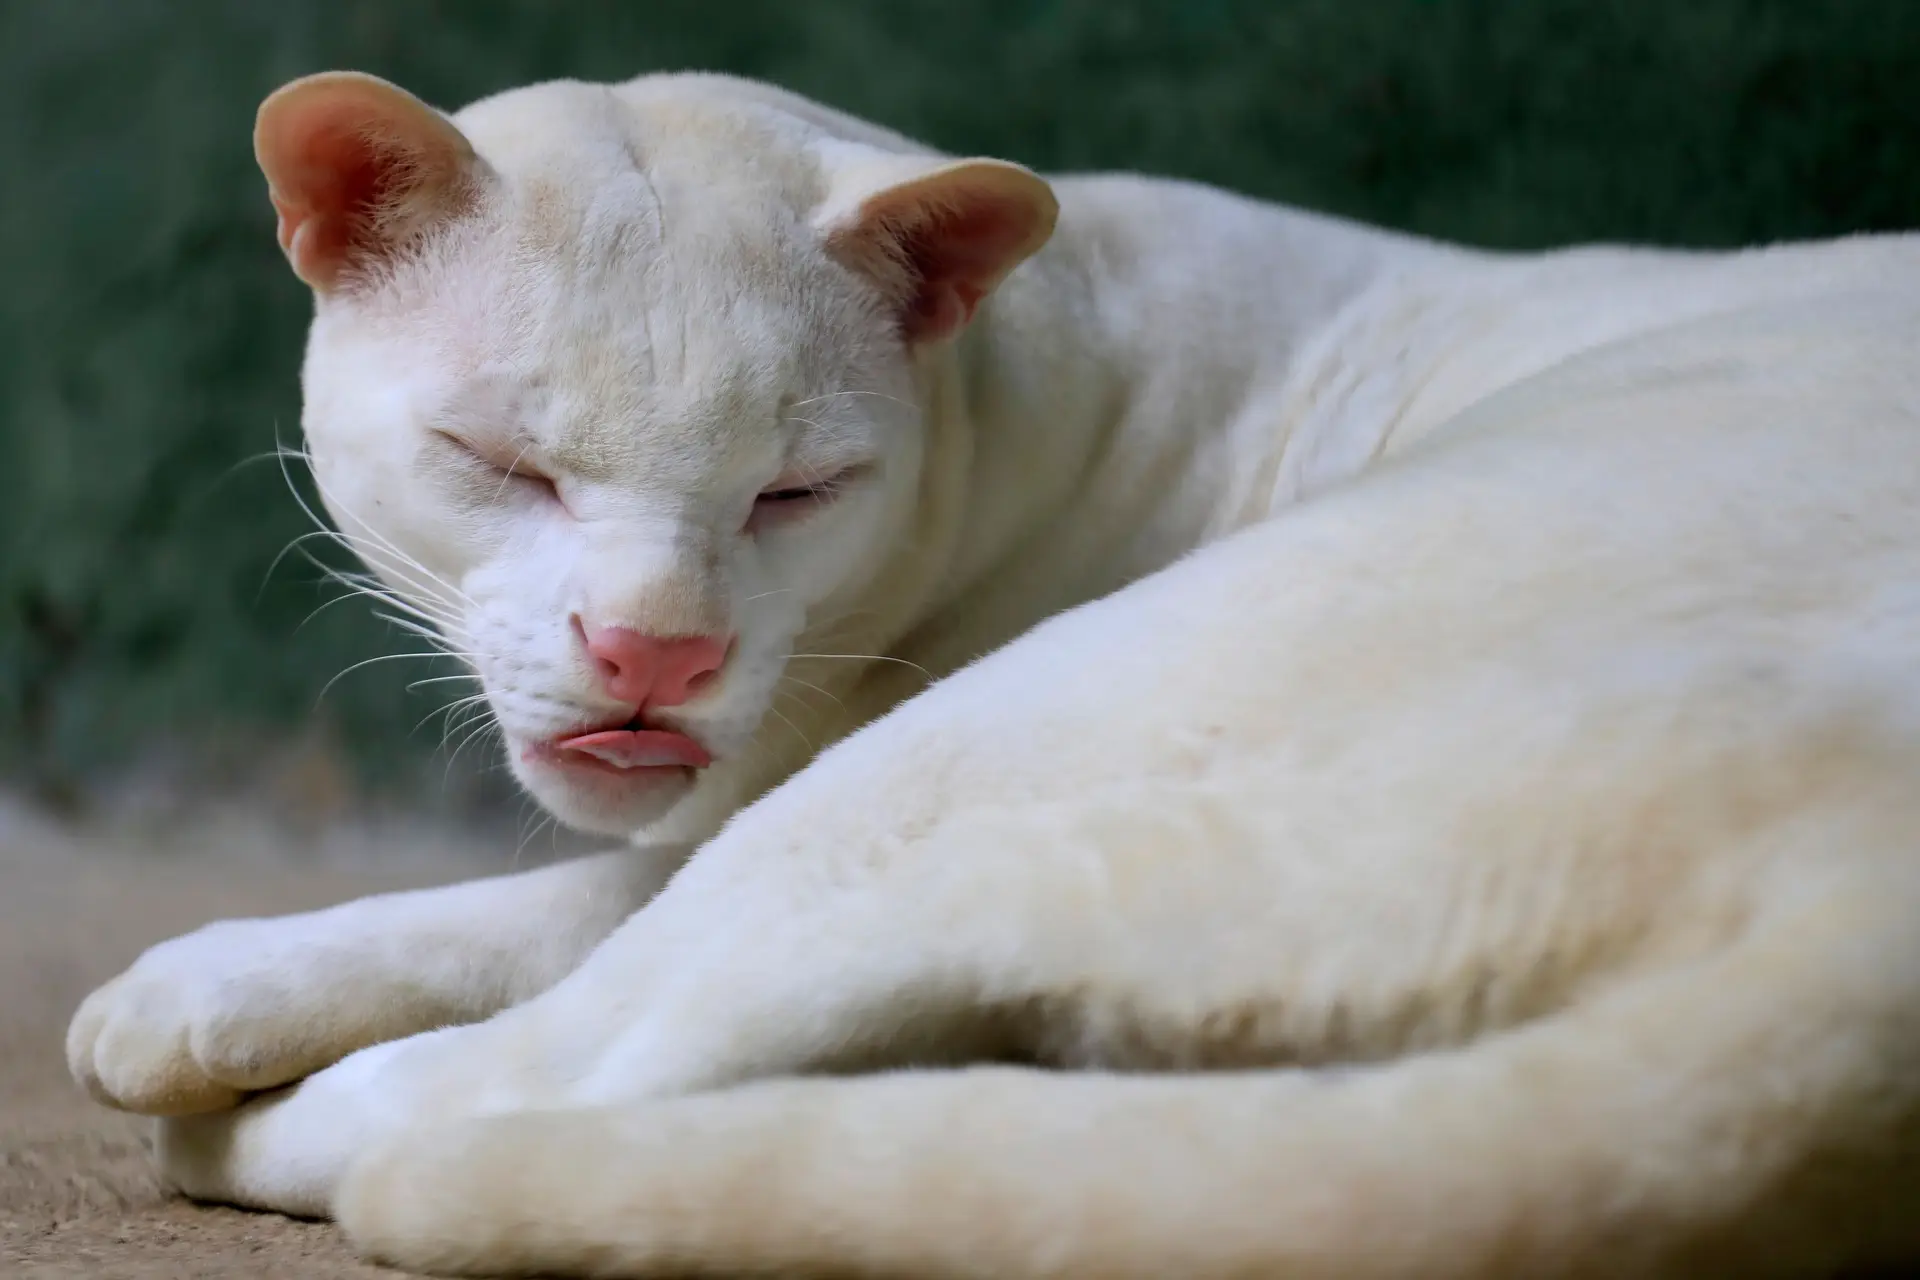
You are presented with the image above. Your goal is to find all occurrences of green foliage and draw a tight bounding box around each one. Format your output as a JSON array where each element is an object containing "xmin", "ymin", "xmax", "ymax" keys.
[{"xmin": 3, "ymin": 0, "xmax": 1917, "ymax": 803}]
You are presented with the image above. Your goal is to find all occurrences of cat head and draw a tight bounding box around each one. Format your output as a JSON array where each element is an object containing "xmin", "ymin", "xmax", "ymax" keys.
[{"xmin": 255, "ymin": 71, "xmax": 1056, "ymax": 836}]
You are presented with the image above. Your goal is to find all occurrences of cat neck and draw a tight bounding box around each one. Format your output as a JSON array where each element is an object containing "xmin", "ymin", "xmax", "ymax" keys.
[{"xmin": 900, "ymin": 178, "xmax": 1453, "ymax": 668}]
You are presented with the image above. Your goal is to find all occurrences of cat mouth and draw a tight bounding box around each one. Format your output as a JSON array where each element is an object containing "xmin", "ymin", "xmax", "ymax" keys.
[{"xmin": 546, "ymin": 719, "xmax": 714, "ymax": 773}]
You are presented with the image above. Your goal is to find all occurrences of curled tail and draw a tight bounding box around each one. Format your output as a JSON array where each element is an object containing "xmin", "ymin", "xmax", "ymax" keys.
[{"xmin": 337, "ymin": 874, "xmax": 1920, "ymax": 1279}]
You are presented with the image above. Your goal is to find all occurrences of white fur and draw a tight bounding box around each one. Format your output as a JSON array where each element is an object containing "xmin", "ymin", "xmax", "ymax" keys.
[{"xmin": 68, "ymin": 71, "xmax": 1920, "ymax": 1277}]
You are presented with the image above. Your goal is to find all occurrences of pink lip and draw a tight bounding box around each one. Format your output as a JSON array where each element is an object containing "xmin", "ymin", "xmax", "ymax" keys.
[{"xmin": 550, "ymin": 727, "xmax": 713, "ymax": 772}]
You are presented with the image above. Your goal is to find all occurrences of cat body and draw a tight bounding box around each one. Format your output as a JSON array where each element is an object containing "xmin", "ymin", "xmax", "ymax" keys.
[{"xmin": 66, "ymin": 70, "xmax": 1920, "ymax": 1277}]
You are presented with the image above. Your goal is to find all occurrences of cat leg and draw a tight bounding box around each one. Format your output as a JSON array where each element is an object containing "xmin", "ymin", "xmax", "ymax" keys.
[
  {"xmin": 146, "ymin": 767, "xmax": 1307, "ymax": 1218},
  {"xmin": 341, "ymin": 844, "xmax": 1920, "ymax": 1280},
  {"xmin": 68, "ymin": 845, "xmax": 680, "ymax": 1116}
]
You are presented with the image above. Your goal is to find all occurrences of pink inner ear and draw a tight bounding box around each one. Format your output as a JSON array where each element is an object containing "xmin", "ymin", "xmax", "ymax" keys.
[
  {"xmin": 891, "ymin": 202, "xmax": 1035, "ymax": 341},
  {"xmin": 271, "ymin": 120, "xmax": 416, "ymax": 283},
  {"xmin": 851, "ymin": 187, "xmax": 1044, "ymax": 344},
  {"xmin": 258, "ymin": 78, "xmax": 478, "ymax": 291}
]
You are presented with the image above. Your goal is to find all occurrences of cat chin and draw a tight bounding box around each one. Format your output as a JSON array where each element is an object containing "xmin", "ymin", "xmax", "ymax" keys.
[{"xmin": 509, "ymin": 753, "xmax": 698, "ymax": 837}]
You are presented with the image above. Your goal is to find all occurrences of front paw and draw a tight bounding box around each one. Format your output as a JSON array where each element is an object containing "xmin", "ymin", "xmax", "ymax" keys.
[
  {"xmin": 155, "ymin": 1033, "xmax": 449, "ymax": 1218},
  {"xmin": 67, "ymin": 917, "xmax": 373, "ymax": 1116},
  {"xmin": 157, "ymin": 1090, "xmax": 340, "ymax": 1219}
]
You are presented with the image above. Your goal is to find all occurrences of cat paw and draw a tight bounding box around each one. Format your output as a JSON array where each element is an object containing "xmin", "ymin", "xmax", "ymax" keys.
[
  {"xmin": 155, "ymin": 1035, "xmax": 429, "ymax": 1217},
  {"xmin": 67, "ymin": 917, "xmax": 373, "ymax": 1116}
]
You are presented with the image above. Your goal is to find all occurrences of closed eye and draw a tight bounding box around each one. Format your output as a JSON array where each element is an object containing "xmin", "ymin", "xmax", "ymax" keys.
[
  {"xmin": 759, "ymin": 483, "xmax": 828, "ymax": 503},
  {"xmin": 433, "ymin": 431, "xmax": 562, "ymax": 503},
  {"xmin": 748, "ymin": 465, "xmax": 867, "ymax": 531}
]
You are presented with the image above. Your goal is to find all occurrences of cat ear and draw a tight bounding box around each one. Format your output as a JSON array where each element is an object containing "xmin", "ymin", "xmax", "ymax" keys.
[
  {"xmin": 817, "ymin": 149, "xmax": 1059, "ymax": 344},
  {"xmin": 254, "ymin": 71, "xmax": 485, "ymax": 292}
]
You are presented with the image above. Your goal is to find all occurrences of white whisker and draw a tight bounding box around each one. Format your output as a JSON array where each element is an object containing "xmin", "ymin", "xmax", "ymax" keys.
[
  {"xmin": 777, "ymin": 673, "xmax": 845, "ymax": 711},
  {"xmin": 304, "ymin": 567, "xmax": 464, "ymax": 636},
  {"xmin": 447, "ymin": 717, "xmax": 503, "ymax": 772},
  {"xmin": 275, "ymin": 440, "xmax": 474, "ymax": 609},
  {"xmin": 789, "ymin": 389, "xmax": 921, "ymax": 415},
  {"xmin": 515, "ymin": 810, "xmax": 559, "ymax": 869},
  {"xmin": 407, "ymin": 673, "xmax": 482, "ymax": 692},
  {"xmin": 788, "ymin": 652, "xmax": 934, "ymax": 682},
  {"xmin": 371, "ymin": 611, "xmax": 476, "ymax": 658},
  {"xmin": 765, "ymin": 704, "xmax": 816, "ymax": 755},
  {"xmin": 436, "ymin": 700, "xmax": 496, "ymax": 753},
  {"xmin": 315, "ymin": 651, "xmax": 469, "ymax": 707},
  {"xmin": 322, "ymin": 565, "xmax": 464, "ymax": 629}
]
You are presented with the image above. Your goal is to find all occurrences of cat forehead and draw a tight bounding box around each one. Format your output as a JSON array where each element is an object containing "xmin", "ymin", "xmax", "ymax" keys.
[
  {"xmin": 451, "ymin": 77, "xmax": 831, "ymax": 218},
  {"xmin": 360, "ymin": 184, "xmax": 842, "ymax": 410},
  {"xmin": 421, "ymin": 88, "xmax": 862, "ymax": 361},
  {"xmin": 437, "ymin": 220, "xmax": 858, "ymax": 416}
]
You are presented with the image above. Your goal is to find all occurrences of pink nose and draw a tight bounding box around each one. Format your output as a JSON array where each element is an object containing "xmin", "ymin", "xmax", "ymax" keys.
[{"xmin": 579, "ymin": 623, "xmax": 731, "ymax": 711}]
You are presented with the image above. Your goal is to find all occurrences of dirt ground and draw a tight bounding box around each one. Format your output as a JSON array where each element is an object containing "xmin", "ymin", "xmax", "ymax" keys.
[{"xmin": 0, "ymin": 811, "xmax": 475, "ymax": 1278}]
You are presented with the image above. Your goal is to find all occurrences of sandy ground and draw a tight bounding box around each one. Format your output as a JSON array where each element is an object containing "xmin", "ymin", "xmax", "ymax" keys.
[{"xmin": 0, "ymin": 814, "xmax": 474, "ymax": 1278}]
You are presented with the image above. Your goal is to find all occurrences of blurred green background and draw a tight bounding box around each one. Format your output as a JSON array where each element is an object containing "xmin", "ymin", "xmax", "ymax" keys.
[{"xmin": 3, "ymin": 0, "xmax": 1917, "ymax": 820}]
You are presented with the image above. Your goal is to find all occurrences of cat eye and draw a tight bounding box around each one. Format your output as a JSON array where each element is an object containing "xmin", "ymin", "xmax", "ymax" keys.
[
  {"xmin": 747, "ymin": 466, "xmax": 865, "ymax": 532},
  {"xmin": 434, "ymin": 430, "xmax": 562, "ymax": 502}
]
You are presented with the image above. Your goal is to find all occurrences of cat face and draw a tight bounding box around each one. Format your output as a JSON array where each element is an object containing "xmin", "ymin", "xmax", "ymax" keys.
[{"xmin": 257, "ymin": 72, "xmax": 1054, "ymax": 835}]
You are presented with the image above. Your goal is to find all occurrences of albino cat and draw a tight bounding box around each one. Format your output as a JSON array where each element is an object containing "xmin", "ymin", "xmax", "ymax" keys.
[{"xmin": 66, "ymin": 69, "xmax": 1920, "ymax": 1278}]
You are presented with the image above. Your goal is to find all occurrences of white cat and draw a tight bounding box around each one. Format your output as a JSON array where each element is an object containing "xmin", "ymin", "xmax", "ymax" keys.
[{"xmin": 67, "ymin": 69, "xmax": 1920, "ymax": 1278}]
